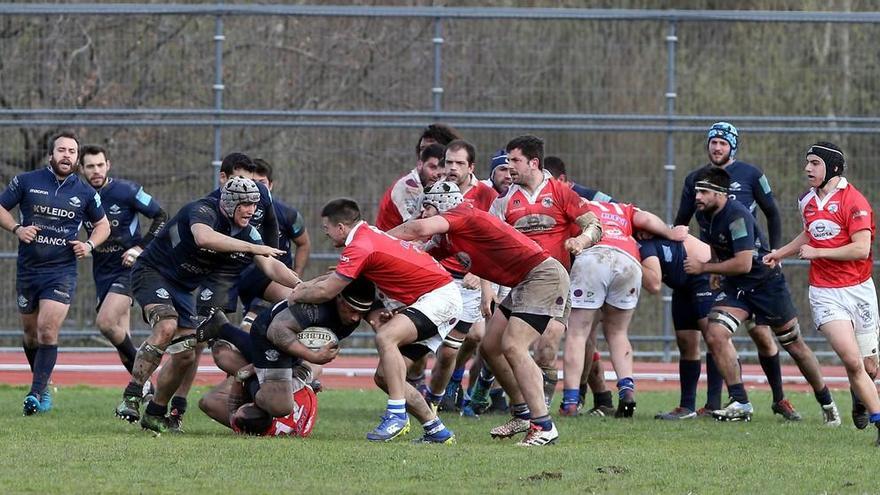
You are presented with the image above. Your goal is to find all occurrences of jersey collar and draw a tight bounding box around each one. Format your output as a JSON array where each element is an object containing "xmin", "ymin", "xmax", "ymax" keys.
[
  {"xmin": 345, "ymin": 220, "xmax": 366, "ymax": 246},
  {"xmin": 511, "ymin": 170, "xmax": 553, "ymax": 203}
]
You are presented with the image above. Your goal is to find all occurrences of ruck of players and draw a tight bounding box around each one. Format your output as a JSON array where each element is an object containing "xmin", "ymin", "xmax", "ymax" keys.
[{"xmin": 4, "ymin": 123, "xmax": 880, "ymax": 448}]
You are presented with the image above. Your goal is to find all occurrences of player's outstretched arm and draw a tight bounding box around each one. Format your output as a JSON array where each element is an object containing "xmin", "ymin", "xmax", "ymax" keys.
[
  {"xmin": 254, "ymin": 255, "xmax": 302, "ymax": 289},
  {"xmin": 565, "ymin": 211, "xmax": 602, "ymax": 255},
  {"xmin": 291, "ymin": 272, "xmax": 349, "ymax": 304},
  {"xmin": 385, "ymin": 215, "xmax": 450, "ymax": 241},
  {"xmin": 634, "ymin": 209, "xmax": 686, "ymax": 241},
  {"xmin": 191, "ymin": 223, "xmax": 283, "ymax": 257}
]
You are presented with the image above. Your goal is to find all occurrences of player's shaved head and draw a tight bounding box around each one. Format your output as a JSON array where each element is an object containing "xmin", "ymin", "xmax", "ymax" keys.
[{"xmin": 321, "ymin": 198, "xmax": 362, "ymax": 226}]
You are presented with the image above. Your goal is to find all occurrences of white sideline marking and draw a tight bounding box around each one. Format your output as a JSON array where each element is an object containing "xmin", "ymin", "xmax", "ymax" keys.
[{"xmin": 0, "ymin": 363, "xmax": 854, "ymax": 384}]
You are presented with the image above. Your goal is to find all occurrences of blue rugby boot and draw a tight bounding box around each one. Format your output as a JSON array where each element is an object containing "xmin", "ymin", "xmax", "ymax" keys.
[
  {"xmin": 23, "ymin": 394, "xmax": 41, "ymax": 416},
  {"xmin": 366, "ymin": 413, "xmax": 410, "ymax": 442}
]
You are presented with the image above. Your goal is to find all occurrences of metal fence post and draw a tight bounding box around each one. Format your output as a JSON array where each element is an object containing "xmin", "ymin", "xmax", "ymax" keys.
[
  {"xmin": 432, "ymin": 17, "xmax": 444, "ymax": 116},
  {"xmin": 662, "ymin": 20, "xmax": 678, "ymax": 362},
  {"xmin": 212, "ymin": 10, "xmax": 225, "ymax": 189}
]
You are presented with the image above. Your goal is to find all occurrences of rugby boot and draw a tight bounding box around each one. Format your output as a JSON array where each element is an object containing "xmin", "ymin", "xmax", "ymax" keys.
[
  {"xmin": 438, "ymin": 381, "xmax": 461, "ymax": 412},
  {"xmin": 711, "ymin": 400, "xmax": 753, "ymax": 422},
  {"xmin": 140, "ymin": 413, "xmax": 171, "ymax": 434},
  {"xmin": 412, "ymin": 424, "xmax": 455, "ymax": 444},
  {"xmin": 585, "ymin": 404, "xmax": 616, "ymax": 417},
  {"xmin": 695, "ymin": 406, "xmax": 714, "ymax": 418},
  {"xmin": 517, "ymin": 423, "xmax": 558, "ymax": 447},
  {"xmin": 366, "ymin": 414, "xmax": 410, "ymax": 442},
  {"xmin": 771, "ymin": 398, "xmax": 802, "ymax": 421},
  {"xmin": 821, "ymin": 402, "xmax": 841, "ymax": 427},
  {"xmin": 489, "ymin": 416, "xmax": 530, "ymax": 439},
  {"xmin": 167, "ymin": 408, "xmax": 185, "ymax": 434},
  {"xmin": 654, "ymin": 407, "xmax": 697, "ymax": 420},
  {"xmin": 468, "ymin": 380, "xmax": 491, "ymax": 415},
  {"xmin": 558, "ymin": 403, "xmax": 580, "ymax": 417},
  {"xmin": 487, "ymin": 389, "xmax": 509, "ymax": 414},
  {"xmin": 852, "ymin": 403, "xmax": 869, "ymax": 430},
  {"xmin": 23, "ymin": 394, "xmax": 40, "ymax": 416},
  {"xmin": 195, "ymin": 307, "xmax": 228, "ymax": 343},
  {"xmin": 115, "ymin": 394, "xmax": 142, "ymax": 423},
  {"xmin": 615, "ymin": 397, "xmax": 636, "ymax": 418},
  {"xmin": 39, "ymin": 387, "xmax": 53, "ymax": 413}
]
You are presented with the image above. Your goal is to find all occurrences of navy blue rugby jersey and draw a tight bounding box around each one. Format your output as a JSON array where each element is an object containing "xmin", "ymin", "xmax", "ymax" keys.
[
  {"xmin": 0, "ymin": 167, "xmax": 105, "ymax": 273},
  {"xmin": 138, "ymin": 197, "xmax": 263, "ymax": 290},
  {"xmin": 275, "ymin": 199, "xmax": 306, "ymax": 266},
  {"xmin": 86, "ymin": 178, "xmax": 163, "ymax": 278}
]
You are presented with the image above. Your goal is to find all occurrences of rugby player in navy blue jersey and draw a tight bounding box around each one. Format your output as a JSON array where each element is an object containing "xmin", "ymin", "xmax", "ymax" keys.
[
  {"xmin": 238, "ymin": 158, "xmax": 311, "ymax": 325},
  {"xmin": 639, "ymin": 235, "xmax": 714, "ymax": 420},
  {"xmin": 675, "ymin": 122, "xmax": 806, "ymax": 420},
  {"xmin": 686, "ymin": 167, "xmax": 838, "ymax": 424},
  {"xmin": 114, "ymin": 177, "xmax": 300, "ymax": 434},
  {"xmin": 0, "ymin": 131, "xmax": 110, "ymax": 416},
  {"xmin": 158, "ymin": 152, "xmax": 282, "ymax": 430},
  {"xmin": 81, "ymin": 145, "xmax": 167, "ymax": 386}
]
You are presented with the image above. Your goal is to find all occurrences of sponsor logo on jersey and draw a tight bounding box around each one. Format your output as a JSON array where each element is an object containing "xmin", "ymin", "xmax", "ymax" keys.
[
  {"xmin": 28, "ymin": 188, "xmax": 48, "ymax": 195},
  {"xmin": 155, "ymin": 288, "xmax": 170, "ymax": 299},
  {"xmin": 854, "ymin": 210, "xmax": 869, "ymax": 218},
  {"xmin": 512, "ymin": 214, "xmax": 557, "ymax": 233},
  {"xmin": 454, "ymin": 252, "xmax": 472, "ymax": 270},
  {"xmin": 33, "ymin": 204, "xmax": 75, "ymax": 219},
  {"xmin": 95, "ymin": 243, "xmax": 123, "ymax": 253},
  {"xmin": 36, "ymin": 235, "xmax": 67, "ymax": 246},
  {"xmin": 808, "ymin": 219, "xmax": 841, "ymax": 240},
  {"xmin": 68, "ymin": 196, "xmax": 82, "ymax": 208}
]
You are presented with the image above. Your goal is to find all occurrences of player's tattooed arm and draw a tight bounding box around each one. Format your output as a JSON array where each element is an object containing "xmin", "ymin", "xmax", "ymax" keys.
[{"xmin": 290, "ymin": 272, "xmax": 348, "ymax": 304}]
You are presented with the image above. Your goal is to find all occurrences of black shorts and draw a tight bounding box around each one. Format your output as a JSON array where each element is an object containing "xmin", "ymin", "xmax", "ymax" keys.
[
  {"xmin": 715, "ymin": 272, "xmax": 798, "ymax": 328},
  {"xmin": 95, "ymin": 270, "xmax": 133, "ymax": 312},
  {"xmin": 131, "ymin": 262, "xmax": 198, "ymax": 329},
  {"xmin": 16, "ymin": 270, "xmax": 77, "ymax": 314},
  {"xmin": 196, "ymin": 269, "xmax": 240, "ymax": 316},
  {"xmin": 671, "ymin": 274, "xmax": 714, "ymax": 331}
]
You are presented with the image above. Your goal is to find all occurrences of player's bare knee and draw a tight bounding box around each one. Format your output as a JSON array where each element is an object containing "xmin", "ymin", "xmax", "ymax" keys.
[{"xmin": 863, "ymin": 355, "xmax": 879, "ymax": 378}]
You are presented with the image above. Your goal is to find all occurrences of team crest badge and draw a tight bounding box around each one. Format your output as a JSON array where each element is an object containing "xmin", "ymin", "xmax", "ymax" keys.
[
  {"xmin": 109, "ymin": 204, "xmax": 121, "ymax": 215},
  {"xmin": 199, "ymin": 288, "xmax": 214, "ymax": 301},
  {"xmin": 68, "ymin": 197, "xmax": 82, "ymax": 208},
  {"xmin": 828, "ymin": 203, "xmax": 838, "ymax": 213},
  {"xmin": 265, "ymin": 349, "xmax": 280, "ymax": 362},
  {"xmin": 541, "ymin": 197, "xmax": 553, "ymax": 208},
  {"xmin": 17, "ymin": 295, "xmax": 28, "ymax": 308},
  {"xmin": 155, "ymin": 288, "xmax": 170, "ymax": 299}
]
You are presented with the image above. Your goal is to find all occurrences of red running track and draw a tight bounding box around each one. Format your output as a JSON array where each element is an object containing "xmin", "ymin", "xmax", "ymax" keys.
[{"xmin": 0, "ymin": 351, "xmax": 854, "ymax": 392}]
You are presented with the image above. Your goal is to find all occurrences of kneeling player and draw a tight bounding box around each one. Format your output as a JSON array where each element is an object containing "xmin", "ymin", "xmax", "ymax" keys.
[{"xmin": 198, "ymin": 278, "xmax": 375, "ymax": 434}]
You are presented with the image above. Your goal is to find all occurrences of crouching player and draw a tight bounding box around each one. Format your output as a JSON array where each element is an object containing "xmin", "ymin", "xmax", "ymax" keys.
[
  {"xmin": 292, "ymin": 198, "xmax": 462, "ymax": 444},
  {"xmin": 198, "ymin": 278, "xmax": 375, "ymax": 436}
]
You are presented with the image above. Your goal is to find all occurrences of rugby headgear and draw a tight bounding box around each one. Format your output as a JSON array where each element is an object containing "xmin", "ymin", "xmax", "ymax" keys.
[
  {"xmin": 341, "ymin": 277, "xmax": 376, "ymax": 312},
  {"xmin": 220, "ymin": 176, "xmax": 261, "ymax": 218},
  {"xmin": 806, "ymin": 141, "xmax": 846, "ymax": 189},
  {"xmin": 488, "ymin": 149, "xmax": 509, "ymax": 178},
  {"xmin": 422, "ymin": 181, "xmax": 463, "ymax": 213},
  {"xmin": 707, "ymin": 122, "xmax": 738, "ymax": 159}
]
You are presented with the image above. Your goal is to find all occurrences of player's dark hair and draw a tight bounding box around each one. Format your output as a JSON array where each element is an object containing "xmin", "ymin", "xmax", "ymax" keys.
[
  {"xmin": 221, "ymin": 152, "xmax": 255, "ymax": 176},
  {"xmin": 341, "ymin": 277, "xmax": 376, "ymax": 312},
  {"xmin": 445, "ymin": 139, "xmax": 476, "ymax": 165},
  {"xmin": 415, "ymin": 123, "xmax": 461, "ymax": 157},
  {"xmin": 419, "ymin": 143, "xmax": 446, "ymax": 164},
  {"xmin": 253, "ymin": 158, "xmax": 273, "ymax": 183},
  {"xmin": 506, "ymin": 135, "xmax": 545, "ymax": 169},
  {"xmin": 50, "ymin": 131, "xmax": 80, "ymax": 157},
  {"xmin": 321, "ymin": 198, "xmax": 362, "ymax": 226},
  {"xmin": 81, "ymin": 144, "xmax": 108, "ymax": 160},
  {"xmin": 543, "ymin": 156, "xmax": 566, "ymax": 178},
  {"xmin": 695, "ymin": 166, "xmax": 731, "ymax": 191}
]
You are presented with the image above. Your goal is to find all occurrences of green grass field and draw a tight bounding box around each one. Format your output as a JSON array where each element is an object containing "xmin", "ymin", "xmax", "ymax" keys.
[{"xmin": 0, "ymin": 384, "xmax": 876, "ymax": 494}]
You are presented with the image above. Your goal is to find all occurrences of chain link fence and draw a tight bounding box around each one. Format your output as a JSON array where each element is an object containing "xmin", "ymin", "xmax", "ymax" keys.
[{"xmin": 2, "ymin": 5, "xmax": 880, "ymax": 359}]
